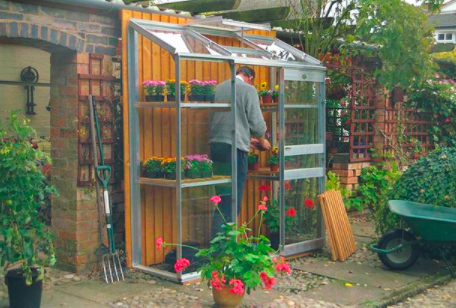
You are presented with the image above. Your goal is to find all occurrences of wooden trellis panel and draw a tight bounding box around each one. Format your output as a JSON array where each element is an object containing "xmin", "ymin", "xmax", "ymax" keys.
[{"xmin": 77, "ymin": 54, "xmax": 117, "ymax": 187}]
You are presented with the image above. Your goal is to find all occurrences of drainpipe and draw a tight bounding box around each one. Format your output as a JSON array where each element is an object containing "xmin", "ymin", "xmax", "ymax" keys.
[{"xmin": 37, "ymin": 0, "xmax": 194, "ymax": 18}]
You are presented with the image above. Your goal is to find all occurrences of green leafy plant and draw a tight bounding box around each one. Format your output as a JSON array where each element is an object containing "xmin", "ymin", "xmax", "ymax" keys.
[
  {"xmin": 142, "ymin": 156, "xmax": 163, "ymax": 172},
  {"xmin": 0, "ymin": 112, "xmax": 57, "ymax": 284},
  {"xmin": 161, "ymin": 157, "xmax": 185, "ymax": 174},
  {"xmin": 408, "ymin": 76, "xmax": 456, "ymax": 147},
  {"xmin": 326, "ymin": 171, "xmax": 353, "ymax": 208},
  {"xmin": 267, "ymin": 155, "xmax": 279, "ymax": 166},
  {"xmin": 375, "ymin": 147, "xmax": 456, "ymax": 234},
  {"xmin": 156, "ymin": 192, "xmax": 292, "ymax": 295},
  {"xmin": 248, "ymin": 151, "xmax": 259, "ymax": 164},
  {"xmin": 351, "ymin": 165, "xmax": 402, "ymax": 216}
]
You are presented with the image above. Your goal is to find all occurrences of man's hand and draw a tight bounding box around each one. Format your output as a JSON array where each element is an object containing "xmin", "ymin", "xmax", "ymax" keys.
[{"xmin": 259, "ymin": 138, "xmax": 271, "ymax": 150}]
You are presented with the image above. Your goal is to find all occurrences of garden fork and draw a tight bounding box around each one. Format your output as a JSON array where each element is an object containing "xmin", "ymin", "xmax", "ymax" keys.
[{"xmin": 91, "ymin": 97, "xmax": 124, "ymax": 283}]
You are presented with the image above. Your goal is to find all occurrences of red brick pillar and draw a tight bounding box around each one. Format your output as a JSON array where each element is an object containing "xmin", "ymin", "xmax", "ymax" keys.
[{"xmin": 50, "ymin": 52, "xmax": 99, "ymax": 273}]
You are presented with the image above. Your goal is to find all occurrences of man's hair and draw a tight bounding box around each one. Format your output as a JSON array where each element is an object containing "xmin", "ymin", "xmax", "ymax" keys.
[{"xmin": 236, "ymin": 66, "xmax": 255, "ymax": 79}]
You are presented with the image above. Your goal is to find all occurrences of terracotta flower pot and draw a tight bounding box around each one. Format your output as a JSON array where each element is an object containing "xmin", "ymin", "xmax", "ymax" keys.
[
  {"xmin": 270, "ymin": 164, "xmax": 279, "ymax": 172},
  {"xmin": 248, "ymin": 162, "xmax": 260, "ymax": 171},
  {"xmin": 262, "ymin": 94, "xmax": 273, "ymax": 104},
  {"xmin": 212, "ymin": 286, "xmax": 244, "ymax": 308},
  {"xmin": 273, "ymin": 96, "xmax": 279, "ymax": 104}
]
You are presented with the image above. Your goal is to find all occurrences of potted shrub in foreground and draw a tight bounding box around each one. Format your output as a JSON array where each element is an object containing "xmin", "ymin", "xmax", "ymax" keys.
[
  {"xmin": 156, "ymin": 192, "xmax": 292, "ymax": 308},
  {"xmin": 0, "ymin": 113, "xmax": 57, "ymax": 308}
]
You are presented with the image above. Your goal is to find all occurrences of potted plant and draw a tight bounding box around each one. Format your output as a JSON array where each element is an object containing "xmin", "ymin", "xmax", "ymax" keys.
[
  {"xmin": 143, "ymin": 80, "xmax": 165, "ymax": 102},
  {"xmin": 198, "ymin": 155, "xmax": 213, "ymax": 178},
  {"xmin": 272, "ymin": 84, "xmax": 280, "ymax": 104},
  {"xmin": 0, "ymin": 113, "xmax": 57, "ymax": 308},
  {"xmin": 161, "ymin": 157, "xmax": 185, "ymax": 180},
  {"xmin": 203, "ymin": 80, "xmax": 217, "ymax": 102},
  {"xmin": 166, "ymin": 79, "xmax": 186, "ymax": 102},
  {"xmin": 156, "ymin": 192, "xmax": 292, "ymax": 308},
  {"xmin": 185, "ymin": 155, "xmax": 200, "ymax": 179},
  {"xmin": 188, "ymin": 79, "xmax": 204, "ymax": 102},
  {"xmin": 258, "ymin": 81, "xmax": 273, "ymax": 104},
  {"xmin": 268, "ymin": 146, "xmax": 279, "ymax": 171},
  {"xmin": 142, "ymin": 156, "xmax": 163, "ymax": 178},
  {"xmin": 248, "ymin": 150, "xmax": 260, "ymax": 171}
]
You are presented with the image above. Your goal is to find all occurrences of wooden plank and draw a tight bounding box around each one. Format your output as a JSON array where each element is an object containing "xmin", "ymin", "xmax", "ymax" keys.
[
  {"xmin": 121, "ymin": 9, "xmax": 133, "ymax": 268},
  {"xmin": 218, "ymin": 7, "xmax": 290, "ymax": 23}
]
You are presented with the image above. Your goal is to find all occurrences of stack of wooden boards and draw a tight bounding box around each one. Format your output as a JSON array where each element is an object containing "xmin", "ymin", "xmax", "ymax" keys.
[{"xmin": 318, "ymin": 189, "xmax": 357, "ymax": 261}]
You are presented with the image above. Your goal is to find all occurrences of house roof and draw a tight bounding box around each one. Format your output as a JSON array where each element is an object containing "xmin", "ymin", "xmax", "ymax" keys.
[{"xmin": 428, "ymin": 13, "xmax": 456, "ymax": 29}]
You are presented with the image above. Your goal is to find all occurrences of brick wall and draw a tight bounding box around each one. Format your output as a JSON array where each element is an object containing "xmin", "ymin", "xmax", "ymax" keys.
[
  {"xmin": 0, "ymin": 44, "xmax": 50, "ymax": 136},
  {"xmin": 0, "ymin": 0, "xmax": 124, "ymax": 273},
  {"xmin": 0, "ymin": 0, "xmax": 120, "ymax": 55}
]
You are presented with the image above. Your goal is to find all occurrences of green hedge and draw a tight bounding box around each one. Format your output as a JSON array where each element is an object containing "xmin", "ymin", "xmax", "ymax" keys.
[{"xmin": 374, "ymin": 147, "xmax": 456, "ymax": 234}]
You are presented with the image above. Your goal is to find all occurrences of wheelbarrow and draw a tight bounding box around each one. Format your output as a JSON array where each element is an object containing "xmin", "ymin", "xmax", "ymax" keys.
[{"xmin": 370, "ymin": 200, "xmax": 456, "ymax": 275}]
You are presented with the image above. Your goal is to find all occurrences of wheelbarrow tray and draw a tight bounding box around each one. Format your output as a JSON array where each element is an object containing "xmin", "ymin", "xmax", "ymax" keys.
[{"xmin": 389, "ymin": 200, "xmax": 456, "ymax": 242}]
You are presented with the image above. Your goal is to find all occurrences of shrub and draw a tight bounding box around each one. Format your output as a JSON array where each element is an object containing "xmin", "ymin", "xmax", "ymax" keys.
[
  {"xmin": 353, "ymin": 164, "xmax": 402, "ymax": 214},
  {"xmin": 374, "ymin": 147, "xmax": 456, "ymax": 234}
]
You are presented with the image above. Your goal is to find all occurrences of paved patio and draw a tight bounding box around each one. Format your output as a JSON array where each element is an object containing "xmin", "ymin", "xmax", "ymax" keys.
[{"xmin": 0, "ymin": 215, "xmax": 452, "ymax": 308}]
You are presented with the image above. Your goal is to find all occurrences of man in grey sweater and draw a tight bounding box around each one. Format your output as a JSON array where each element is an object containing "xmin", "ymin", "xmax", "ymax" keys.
[{"xmin": 209, "ymin": 66, "xmax": 270, "ymax": 235}]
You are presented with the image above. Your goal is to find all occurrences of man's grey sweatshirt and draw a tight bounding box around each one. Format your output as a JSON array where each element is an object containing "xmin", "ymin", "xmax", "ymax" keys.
[{"xmin": 209, "ymin": 79, "xmax": 267, "ymax": 152}]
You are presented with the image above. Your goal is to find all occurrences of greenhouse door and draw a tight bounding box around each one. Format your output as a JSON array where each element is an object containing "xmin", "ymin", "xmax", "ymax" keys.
[{"xmin": 280, "ymin": 68, "xmax": 326, "ymax": 256}]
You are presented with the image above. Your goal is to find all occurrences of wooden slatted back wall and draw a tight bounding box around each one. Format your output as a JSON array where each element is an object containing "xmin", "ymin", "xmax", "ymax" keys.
[{"xmin": 122, "ymin": 10, "xmax": 275, "ymax": 266}]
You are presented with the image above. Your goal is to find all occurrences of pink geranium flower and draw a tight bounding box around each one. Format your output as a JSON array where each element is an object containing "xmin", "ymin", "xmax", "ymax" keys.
[
  {"xmin": 274, "ymin": 257, "xmax": 292, "ymax": 274},
  {"xmin": 174, "ymin": 258, "xmax": 190, "ymax": 272},
  {"xmin": 258, "ymin": 204, "xmax": 267, "ymax": 211},
  {"xmin": 263, "ymin": 196, "xmax": 268, "ymax": 202},
  {"xmin": 156, "ymin": 237, "xmax": 163, "ymax": 250},
  {"xmin": 209, "ymin": 195, "xmax": 222, "ymax": 205}
]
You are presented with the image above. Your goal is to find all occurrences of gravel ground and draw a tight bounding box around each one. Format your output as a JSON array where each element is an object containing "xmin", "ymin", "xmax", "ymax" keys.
[
  {"xmin": 108, "ymin": 268, "xmax": 342, "ymax": 308},
  {"xmin": 390, "ymin": 280, "xmax": 456, "ymax": 308}
]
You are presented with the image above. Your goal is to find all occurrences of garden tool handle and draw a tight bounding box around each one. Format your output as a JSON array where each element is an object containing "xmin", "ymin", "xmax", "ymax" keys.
[
  {"xmin": 102, "ymin": 187, "xmax": 116, "ymax": 253},
  {"xmin": 92, "ymin": 97, "xmax": 105, "ymax": 166},
  {"xmin": 96, "ymin": 165, "xmax": 111, "ymax": 189}
]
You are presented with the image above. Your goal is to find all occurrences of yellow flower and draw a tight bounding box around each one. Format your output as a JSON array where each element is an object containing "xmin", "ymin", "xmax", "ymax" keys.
[
  {"xmin": 167, "ymin": 79, "xmax": 175, "ymax": 83},
  {"xmin": 274, "ymin": 84, "xmax": 279, "ymax": 91},
  {"xmin": 272, "ymin": 146, "xmax": 279, "ymax": 155},
  {"xmin": 260, "ymin": 82, "xmax": 267, "ymax": 89}
]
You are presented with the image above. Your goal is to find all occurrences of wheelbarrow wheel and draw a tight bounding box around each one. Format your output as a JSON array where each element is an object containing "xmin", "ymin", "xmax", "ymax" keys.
[{"xmin": 377, "ymin": 229, "xmax": 420, "ymax": 270}]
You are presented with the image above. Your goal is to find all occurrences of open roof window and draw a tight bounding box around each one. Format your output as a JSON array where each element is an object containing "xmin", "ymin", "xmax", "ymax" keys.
[{"xmin": 129, "ymin": 18, "xmax": 320, "ymax": 65}]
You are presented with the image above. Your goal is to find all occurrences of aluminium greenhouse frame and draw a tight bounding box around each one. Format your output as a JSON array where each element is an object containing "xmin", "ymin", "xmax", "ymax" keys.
[{"xmin": 126, "ymin": 17, "xmax": 327, "ymax": 283}]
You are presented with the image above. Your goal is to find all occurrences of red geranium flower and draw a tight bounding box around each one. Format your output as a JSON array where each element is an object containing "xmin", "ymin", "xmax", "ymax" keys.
[
  {"xmin": 174, "ymin": 258, "xmax": 190, "ymax": 272},
  {"xmin": 260, "ymin": 272, "xmax": 276, "ymax": 289},
  {"xmin": 284, "ymin": 181, "xmax": 292, "ymax": 190},
  {"xmin": 286, "ymin": 207, "xmax": 297, "ymax": 217},
  {"xmin": 155, "ymin": 237, "xmax": 163, "ymax": 250},
  {"xmin": 444, "ymin": 117, "xmax": 451, "ymax": 123},
  {"xmin": 276, "ymin": 262, "xmax": 292, "ymax": 274},
  {"xmin": 210, "ymin": 271, "xmax": 226, "ymax": 291},
  {"xmin": 303, "ymin": 199, "xmax": 314, "ymax": 209},
  {"xmin": 259, "ymin": 185, "xmax": 271, "ymax": 192},
  {"xmin": 209, "ymin": 195, "xmax": 222, "ymax": 205},
  {"xmin": 228, "ymin": 279, "xmax": 245, "ymax": 295}
]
